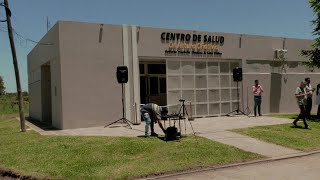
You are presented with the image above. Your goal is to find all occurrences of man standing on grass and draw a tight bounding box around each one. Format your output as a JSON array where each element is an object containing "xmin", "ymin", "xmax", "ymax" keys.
[
  {"xmin": 252, "ymin": 80, "xmax": 263, "ymax": 117},
  {"xmin": 304, "ymin": 77, "xmax": 314, "ymax": 120},
  {"xmin": 293, "ymin": 81, "xmax": 310, "ymax": 129},
  {"xmin": 140, "ymin": 103, "xmax": 167, "ymax": 137}
]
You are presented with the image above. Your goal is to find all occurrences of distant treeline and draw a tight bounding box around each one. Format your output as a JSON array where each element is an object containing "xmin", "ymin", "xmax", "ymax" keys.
[
  {"xmin": 2, "ymin": 91, "xmax": 29, "ymax": 96},
  {"xmin": 0, "ymin": 92, "xmax": 29, "ymax": 114}
]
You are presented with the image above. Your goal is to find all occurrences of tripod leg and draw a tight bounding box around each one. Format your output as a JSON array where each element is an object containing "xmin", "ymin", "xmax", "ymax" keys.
[
  {"xmin": 123, "ymin": 118, "xmax": 132, "ymax": 129},
  {"xmin": 184, "ymin": 117, "xmax": 186, "ymax": 136},
  {"xmin": 184, "ymin": 105, "xmax": 189, "ymax": 118},
  {"xmin": 105, "ymin": 83, "xmax": 133, "ymax": 128},
  {"xmin": 188, "ymin": 119, "xmax": 198, "ymax": 144},
  {"xmin": 104, "ymin": 120, "xmax": 119, "ymax": 128},
  {"xmin": 105, "ymin": 118, "xmax": 132, "ymax": 129}
]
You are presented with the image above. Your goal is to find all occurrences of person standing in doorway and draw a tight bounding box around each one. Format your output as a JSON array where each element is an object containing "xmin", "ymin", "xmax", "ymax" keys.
[
  {"xmin": 293, "ymin": 81, "xmax": 310, "ymax": 129},
  {"xmin": 252, "ymin": 80, "xmax": 263, "ymax": 116},
  {"xmin": 316, "ymin": 83, "xmax": 320, "ymax": 118},
  {"xmin": 305, "ymin": 77, "xmax": 315, "ymax": 120}
]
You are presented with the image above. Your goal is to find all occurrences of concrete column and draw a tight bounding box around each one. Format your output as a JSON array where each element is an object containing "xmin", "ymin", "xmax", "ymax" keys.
[
  {"xmin": 132, "ymin": 26, "xmax": 141, "ymax": 124},
  {"xmin": 122, "ymin": 25, "xmax": 131, "ymax": 120}
]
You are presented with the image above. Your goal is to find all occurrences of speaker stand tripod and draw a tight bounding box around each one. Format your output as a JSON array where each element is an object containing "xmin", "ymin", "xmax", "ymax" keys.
[
  {"xmin": 226, "ymin": 81, "xmax": 248, "ymax": 116},
  {"xmin": 244, "ymin": 86, "xmax": 251, "ymax": 116},
  {"xmin": 105, "ymin": 83, "xmax": 132, "ymax": 129}
]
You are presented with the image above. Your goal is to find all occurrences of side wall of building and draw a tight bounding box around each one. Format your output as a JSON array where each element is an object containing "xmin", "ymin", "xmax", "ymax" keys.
[
  {"xmin": 27, "ymin": 22, "xmax": 62, "ymax": 128},
  {"xmin": 58, "ymin": 21, "xmax": 124, "ymax": 129}
]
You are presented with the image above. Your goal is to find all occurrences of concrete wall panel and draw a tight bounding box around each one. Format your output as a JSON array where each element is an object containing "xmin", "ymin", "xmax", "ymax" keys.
[
  {"xmin": 28, "ymin": 22, "xmax": 62, "ymax": 128},
  {"xmin": 29, "ymin": 81, "xmax": 41, "ymax": 120},
  {"xmin": 59, "ymin": 21, "xmax": 123, "ymax": 129}
]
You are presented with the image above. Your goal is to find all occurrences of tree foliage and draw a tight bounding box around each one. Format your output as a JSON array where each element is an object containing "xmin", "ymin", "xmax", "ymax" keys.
[
  {"xmin": 0, "ymin": 76, "xmax": 5, "ymax": 95},
  {"xmin": 301, "ymin": 0, "xmax": 320, "ymax": 69}
]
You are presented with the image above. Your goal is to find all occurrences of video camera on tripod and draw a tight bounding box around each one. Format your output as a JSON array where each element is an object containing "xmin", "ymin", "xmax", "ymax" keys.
[{"xmin": 162, "ymin": 99, "xmax": 197, "ymax": 142}]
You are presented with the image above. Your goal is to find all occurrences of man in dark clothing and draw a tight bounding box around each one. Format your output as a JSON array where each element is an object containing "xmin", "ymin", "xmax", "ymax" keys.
[
  {"xmin": 293, "ymin": 81, "xmax": 311, "ymax": 129},
  {"xmin": 141, "ymin": 103, "xmax": 167, "ymax": 137},
  {"xmin": 305, "ymin": 77, "xmax": 315, "ymax": 120}
]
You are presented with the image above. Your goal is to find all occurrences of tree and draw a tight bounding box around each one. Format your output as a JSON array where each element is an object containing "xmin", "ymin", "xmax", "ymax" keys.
[
  {"xmin": 301, "ymin": 0, "xmax": 320, "ymax": 69},
  {"xmin": 0, "ymin": 76, "xmax": 5, "ymax": 95}
]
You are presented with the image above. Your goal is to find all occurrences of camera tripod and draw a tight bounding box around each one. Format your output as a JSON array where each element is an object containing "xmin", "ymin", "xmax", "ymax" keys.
[
  {"xmin": 105, "ymin": 84, "xmax": 133, "ymax": 129},
  {"xmin": 226, "ymin": 81, "xmax": 248, "ymax": 116},
  {"xmin": 177, "ymin": 99, "xmax": 197, "ymax": 142}
]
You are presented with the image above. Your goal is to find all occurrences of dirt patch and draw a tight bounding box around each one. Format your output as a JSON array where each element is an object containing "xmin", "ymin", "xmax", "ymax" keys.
[{"xmin": 0, "ymin": 167, "xmax": 43, "ymax": 180}]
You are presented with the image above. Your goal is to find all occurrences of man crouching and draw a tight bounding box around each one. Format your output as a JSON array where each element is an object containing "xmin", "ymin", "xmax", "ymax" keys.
[{"xmin": 141, "ymin": 103, "xmax": 168, "ymax": 137}]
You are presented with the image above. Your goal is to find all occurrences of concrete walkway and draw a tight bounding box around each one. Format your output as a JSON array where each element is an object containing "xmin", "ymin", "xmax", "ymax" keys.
[
  {"xmin": 26, "ymin": 115, "xmax": 302, "ymax": 158},
  {"xmin": 201, "ymin": 131, "xmax": 301, "ymax": 157}
]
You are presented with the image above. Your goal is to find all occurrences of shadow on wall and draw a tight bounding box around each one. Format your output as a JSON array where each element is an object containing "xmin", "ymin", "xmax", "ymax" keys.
[{"xmin": 270, "ymin": 73, "xmax": 282, "ymax": 113}]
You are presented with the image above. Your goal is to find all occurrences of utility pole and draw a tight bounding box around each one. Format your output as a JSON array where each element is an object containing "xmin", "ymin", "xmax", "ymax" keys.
[{"xmin": 3, "ymin": 0, "xmax": 26, "ymax": 132}]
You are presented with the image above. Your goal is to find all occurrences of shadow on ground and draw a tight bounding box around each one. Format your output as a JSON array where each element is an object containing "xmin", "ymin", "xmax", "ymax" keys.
[{"xmin": 26, "ymin": 116, "xmax": 58, "ymax": 131}]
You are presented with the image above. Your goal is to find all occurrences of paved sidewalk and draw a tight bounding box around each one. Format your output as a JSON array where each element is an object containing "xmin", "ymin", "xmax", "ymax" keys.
[
  {"xmin": 200, "ymin": 131, "xmax": 301, "ymax": 157},
  {"xmin": 26, "ymin": 115, "xmax": 301, "ymax": 157}
]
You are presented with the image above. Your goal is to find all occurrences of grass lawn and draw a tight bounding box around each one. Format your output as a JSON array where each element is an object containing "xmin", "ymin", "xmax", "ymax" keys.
[
  {"xmin": 266, "ymin": 114, "xmax": 298, "ymax": 119},
  {"xmin": 0, "ymin": 115, "xmax": 262, "ymax": 180},
  {"xmin": 232, "ymin": 114, "xmax": 320, "ymax": 152}
]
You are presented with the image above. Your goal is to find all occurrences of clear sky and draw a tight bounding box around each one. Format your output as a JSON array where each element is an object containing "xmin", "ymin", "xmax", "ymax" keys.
[{"xmin": 0, "ymin": 0, "xmax": 315, "ymax": 92}]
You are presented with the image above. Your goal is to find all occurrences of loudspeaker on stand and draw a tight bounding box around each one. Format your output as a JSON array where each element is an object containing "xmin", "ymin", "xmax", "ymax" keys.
[
  {"xmin": 116, "ymin": 66, "xmax": 128, "ymax": 84},
  {"xmin": 233, "ymin": 67, "xmax": 242, "ymax": 82}
]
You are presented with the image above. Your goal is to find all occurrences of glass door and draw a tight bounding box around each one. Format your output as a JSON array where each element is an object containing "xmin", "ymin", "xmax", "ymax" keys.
[{"xmin": 140, "ymin": 63, "xmax": 167, "ymax": 106}]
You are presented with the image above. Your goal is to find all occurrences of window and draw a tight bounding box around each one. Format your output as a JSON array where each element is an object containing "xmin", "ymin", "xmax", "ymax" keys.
[
  {"xmin": 139, "ymin": 64, "xmax": 145, "ymax": 74},
  {"xmin": 149, "ymin": 77, "xmax": 159, "ymax": 95},
  {"xmin": 148, "ymin": 64, "xmax": 166, "ymax": 74},
  {"xmin": 159, "ymin": 78, "xmax": 166, "ymax": 94}
]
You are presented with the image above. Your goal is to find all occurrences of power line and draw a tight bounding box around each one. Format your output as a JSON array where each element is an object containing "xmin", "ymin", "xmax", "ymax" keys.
[
  {"xmin": 1, "ymin": 2, "xmax": 53, "ymax": 47},
  {"xmin": 12, "ymin": 28, "xmax": 54, "ymax": 46},
  {"xmin": 0, "ymin": 25, "xmax": 7, "ymax": 32},
  {"xmin": 0, "ymin": 2, "xmax": 10, "ymax": 22}
]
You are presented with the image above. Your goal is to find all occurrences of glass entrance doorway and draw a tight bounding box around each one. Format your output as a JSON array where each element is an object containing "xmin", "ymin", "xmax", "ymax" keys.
[{"xmin": 140, "ymin": 63, "xmax": 167, "ymax": 106}]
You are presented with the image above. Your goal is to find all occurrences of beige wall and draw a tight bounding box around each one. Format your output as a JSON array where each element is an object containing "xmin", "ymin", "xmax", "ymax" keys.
[
  {"xmin": 28, "ymin": 23, "xmax": 62, "ymax": 128},
  {"xmin": 58, "ymin": 21, "xmax": 123, "ymax": 129}
]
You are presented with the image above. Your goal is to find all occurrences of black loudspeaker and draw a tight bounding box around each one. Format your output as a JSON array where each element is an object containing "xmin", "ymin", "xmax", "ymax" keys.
[
  {"xmin": 233, "ymin": 67, "xmax": 242, "ymax": 82},
  {"xmin": 116, "ymin": 66, "xmax": 128, "ymax": 83}
]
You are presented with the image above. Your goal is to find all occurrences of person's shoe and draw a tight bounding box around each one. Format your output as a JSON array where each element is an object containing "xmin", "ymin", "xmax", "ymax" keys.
[
  {"xmin": 304, "ymin": 126, "xmax": 311, "ymax": 130},
  {"xmin": 293, "ymin": 122, "xmax": 298, "ymax": 127},
  {"xmin": 151, "ymin": 132, "xmax": 158, "ymax": 137},
  {"xmin": 259, "ymin": 114, "xmax": 262, "ymax": 116}
]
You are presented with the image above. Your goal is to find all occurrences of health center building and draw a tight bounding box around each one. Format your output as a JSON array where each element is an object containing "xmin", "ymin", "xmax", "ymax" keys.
[{"xmin": 28, "ymin": 21, "xmax": 318, "ymax": 129}]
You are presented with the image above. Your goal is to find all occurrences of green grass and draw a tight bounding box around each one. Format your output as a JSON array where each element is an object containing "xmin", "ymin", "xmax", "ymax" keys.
[
  {"xmin": 0, "ymin": 116, "xmax": 262, "ymax": 180},
  {"xmin": 0, "ymin": 94, "xmax": 29, "ymax": 115},
  {"xmin": 266, "ymin": 113, "xmax": 298, "ymax": 119},
  {"xmin": 233, "ymin": 114, "xmax": 320, "ymax": 151}
]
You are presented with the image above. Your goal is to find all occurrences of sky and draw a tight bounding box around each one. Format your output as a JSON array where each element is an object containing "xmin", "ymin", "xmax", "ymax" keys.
[{"xmin": 0, "ymin": 0, "xmax": 316, "ymax": 92}]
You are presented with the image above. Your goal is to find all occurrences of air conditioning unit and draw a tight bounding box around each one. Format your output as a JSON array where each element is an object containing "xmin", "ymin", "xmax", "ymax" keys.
[{"xmin": 275, "ymin": 49, "xmax": 287, "ymax": 59}]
